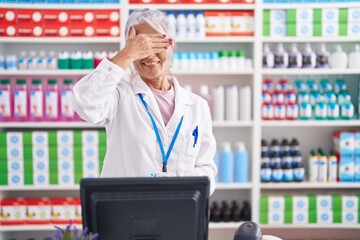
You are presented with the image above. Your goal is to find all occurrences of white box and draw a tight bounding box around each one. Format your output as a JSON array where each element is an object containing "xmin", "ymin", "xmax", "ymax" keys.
[
  {"xmin": 7, "ymin": 145, "xmax": 23, "ymax": 160},
  {"xmin": 58, "ymin": 172, "xmax": 74, "ymax": 185},
  {"xmin": 57, "ymin": 131, "xmax": 73, "ymax": 146},
  {"xmin": 32, "ymin": 146, "xmax": 49, "ymax": 161},
  {"xmin": 33, "ymin": 172, "xmax": 49, "ymax": 186},
  {"xmin": 58, "ymin": 159, "xmax": 74, "ymax": 172},
  {"xmin": 342, "ymin": 211, "xmax": 358, "ymax": 224},
  {"xmin": 7, "ymin": 132, "xmax": 23, "ymax": 146},
  {"xmin": 348, "ymin": 23, "xmax": 360, "ymax": 37},
  {"xmin": 270, "ymin": 23, "xmax": 286, "ymax": 37},
  {"xmin": 322, "ymin": 8, "xmax": 339, "ymax": 23},
  {"xmin": 322, "ymin": 23, "xmax": 338, "ymax": 37},
  {"xmin": 82, "ymin": 171, "xmax": 99, "ymax": 179},
  {"xmin": 58, "ymin": 146, "xmax": 74, "ymax": 160},
  {"xmin": 268, "ymin": 210, "xmax": 284, "ymax": 224},
  {"xmin": 270, "ymin": 10, "xmax": 286, "ymax": 23},
  {"xmin": 8, "ymin": 159, "xmax": 23, "ymax": 172},
  {"xmin": 27, "ymin": 204, "xmax": 51, "ymax": 221},
  {"xmin": 82, "ymin": 131, "xmax": 99, "ymax": 145},
  {"xmin": 1, "ymin": 204, "xmax": 26, "ymax": 221},
  {"xmin": 296, "ymin": 9, "xmax": 313, "ymax": 23},
  {"xmin": 317, "ymin": 210, "xmax": 333, "ymax": 224},
  {"xmin": 293, "ymin": 196, "xmax": 309, "ymax": 211},
  {"xmin": 32, "ymin": 131, "xmax": 48, "ymax": 146},
  {"xmin": 83, "ymin": 159, "xmax": 99, "ymax": 174},
  {"xmin": 293, "ymin": 211, "xmax": 308, "ymax": 224},
  {"xmin": 269, "ymin": 196, "xmax": 285, "ymax": 211},
  {"xmin": 8, "ymin": 172, "xmax": 24, "ymax": 186},
  {"xmin": 348, "ymin": 8, "xmax": 360, "ymax": 22},
  {"xmin": 342, "ymin": 196, "xmax": 358, "ymax": 211},
  {"xmin": 33, "ymin": 158, "xmax": 49, "ymax": 173},
  {"xmin": 296, "ymin": 23, "xmax": 313, "ymax": 37},
  {"xmin": 82, "ymin": 146, "xmax": 99, "ymax": 161},
  {"xmin": 317, "ymin": 195, "xmax": 332, "ymax": 210}
]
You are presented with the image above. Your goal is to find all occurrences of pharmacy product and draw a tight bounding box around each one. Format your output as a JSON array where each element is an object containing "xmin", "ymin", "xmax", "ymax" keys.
[{"xmin": 330, "ymin": 45, "xmax": 348, "ymax": 69}]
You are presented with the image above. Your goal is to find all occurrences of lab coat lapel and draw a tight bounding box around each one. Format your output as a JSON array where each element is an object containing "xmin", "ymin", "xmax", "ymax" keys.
[
  {"xmin": 166, "ymin": 77, "xmax": 193, "ymax": 131},
  {"xmin": 131, "ymin": 75, "xmax": 166, "ymax": 132}
]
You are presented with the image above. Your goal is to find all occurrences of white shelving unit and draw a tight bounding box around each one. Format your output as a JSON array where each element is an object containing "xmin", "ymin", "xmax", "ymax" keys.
[{"xmin": 0, "ymin": 1, "xmax": 360, "ymax": 240}]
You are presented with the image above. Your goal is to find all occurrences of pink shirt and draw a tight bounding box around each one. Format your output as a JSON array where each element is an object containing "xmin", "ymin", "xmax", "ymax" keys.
[{"xmin": 150, "ymin": 84, "xmax": 175, "ymax": 126}]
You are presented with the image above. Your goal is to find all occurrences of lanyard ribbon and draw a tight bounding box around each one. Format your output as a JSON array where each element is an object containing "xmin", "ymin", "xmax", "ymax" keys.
[{"xmin": 138, "ymin": 93, "xmax": 184, "ymax": 172}]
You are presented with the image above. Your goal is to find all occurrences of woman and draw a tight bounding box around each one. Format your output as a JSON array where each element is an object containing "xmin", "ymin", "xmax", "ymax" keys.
[{"xmin": 72, "ymin": 9, "xmax": 217, "ymax": 195}]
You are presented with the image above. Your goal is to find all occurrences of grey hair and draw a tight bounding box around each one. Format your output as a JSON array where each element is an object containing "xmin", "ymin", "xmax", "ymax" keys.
[{"xmin": 125, "ymin": 8, "xmax": 174, "ymax": 40}]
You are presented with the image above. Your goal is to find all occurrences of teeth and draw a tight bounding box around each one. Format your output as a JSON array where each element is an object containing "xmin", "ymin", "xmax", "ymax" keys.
[{"xmin": 143, "ymin": 62, "xmax": 158, "ymax": 66}]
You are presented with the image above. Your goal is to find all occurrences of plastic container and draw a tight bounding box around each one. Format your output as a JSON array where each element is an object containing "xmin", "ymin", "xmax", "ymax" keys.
[
  {"xmin": 18, "ymin": 51, "xmax": 28, "ymax": 70},
  {"xmin": 70, "ymin": 51, "xmax": 82, "ymax": 69},
  {"xmin": 225, "ymin": 85, "xmax": 238, "ymax": 121},
  {"xmin": 0, "ymin": 79, "xmax": 11, "ymax": 121},
  {"xmin": 263, "ymin": 43, "xmax": 274, "ymax": 68},
  {"xmin": 57, "ymin": 51, "xmax": 70, "ymax": 70},
  {"xmin": 176, "ymin": 11, "xmax": 187, "ymax": 38},
  {"xmin": 13, "ymin": 79, "xmax": 28, "ymax": 121},
  {"xmin": 45, "ymin": 79, "xmax": 59, "ymax": 121},
  {"xmin": 237, "ymin": 50, "xmax": 246, "ymax": 70},
  {"xmin": 288, "ymin": 43, "xmax": 302, "ymax": 68},
  {"xmin": 239, "ymin": 85, "xmax": 251, "ymax": 121},
  {"xmin": 199, "ymin": 85, "xmax": 213, "ymax": 117},
  {"xmin": 274, "ymin": 43, "xmax": 288, "ymax": 68},
  {"xmin": 316, "ymin": 43, "xmax": 330, "ymax": 68},
  {"xmin": 220, "ymin": 142, "xmax": 234, "ymax": 183},
  {"xmin": 186, "ymin": 11, "xmax": 196, "ymax": 38},
  {"xmin": 212, "ymin": 85, "xmax": 225, "ymax": 121},
  {"xmin": 30, "ymin": 79, "xmax": 44, "ymax": 121},
  {"xmin": 348, "ymin": 44, "xmax": 360, "ymax": 69},
  {"xmin": 61, "ymin": 79, "xmax": 74, "ymax": 121},
  {"xmin": 330, "ymin": 45, "xmax": 348, "ymax": 69},
  {"xmin": 6, "ymin": 55, "xmax": 17, "ymax": 70},
  {"xmin": 167, "ymin": 11, "xmax": 177, "ymax": 38},
  {"xmin": 234, "ymin": 142, "xmax": 249, "ymax": 183},
  {"xmin": 47, "ymin": 51, "xmax": 57, "ymax": 70},
  {"xmin": 302, "ymin": 43, "xmax": 316, "ymax": 68},
  {"xmin": 94, "ymin": 51, "xmax": 107, "ymax": 68},
  {"xmin": 82, "ymin": 51, "xmax": 94, "ymax": 69},
  {"xmin": 195, "ymin": 11, "xmax": 206, "ymax": 38}
]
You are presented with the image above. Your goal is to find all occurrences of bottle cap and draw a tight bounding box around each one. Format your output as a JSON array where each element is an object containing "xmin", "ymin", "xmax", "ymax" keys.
[
  {"xmin": 32, "ymin": 79, "xmax": 42, "ymax": 85},
  {"xmin": 236, "ymin": 50, "xmax": 244, "ymax": 57},
  {"xmin": 335, "ymin": 44, "xmax": 343, "ymax": 52},
  {"xmin": 222, "ymin": 142, "xmax": 231, "ymax": 151},
  {"xmin": 48, "ymin": 79, "xmax": 57, "ymax": 85},
  {"xmin": 235, "ymin": 141, "xmax": 246, "ymax": 151},
  {"xmin": 64, "ymin": 79, "xmax": 73, "ymax": 85},
  {"xmin": 263, "ymin": 43, "xmax": 271, "ymax": 53},
  {"xmin": 219, "ymin": 50, "xmax": 227, "ymax": 58},
  {"xmin": 228, "ymin": 50, "xmax": 236, "ymax": 57},
  {"xmin": 0, "ymin": 79, "xmax": 10, "ymax": 84},
  {"xmin": 16, "ymin": 79, "xmax": 26, "ymax": 85},
  {"xmin": 199, "ymin": 85, "xmax": 209, "ymax": 96}
]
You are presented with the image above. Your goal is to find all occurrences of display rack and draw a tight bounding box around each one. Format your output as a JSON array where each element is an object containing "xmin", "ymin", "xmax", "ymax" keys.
[{"xmin": 0, "ymin": 1, "xmax": 359, "ymax": 240}]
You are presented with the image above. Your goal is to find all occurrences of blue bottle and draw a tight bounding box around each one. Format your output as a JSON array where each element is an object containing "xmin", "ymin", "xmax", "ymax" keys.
[
  {"xmin": 220, "ymin": 142, "xmax": 234, "ymax": 183},
  {"xmin": 214, "ymin": 152, "xmax": 220, "ymax": 182},
  {"xmin": 234, "ymin": 142, "xmax": 249, "ymax": 183}
]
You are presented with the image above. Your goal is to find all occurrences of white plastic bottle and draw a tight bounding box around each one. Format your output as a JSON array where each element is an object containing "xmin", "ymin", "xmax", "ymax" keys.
[
  {"xmin": 212, "ymin": 85, "xmax": 225, "ymax": 122},
  {"xmin": 186, "ymin": 11, "xmax": 196, "ymax": 38},
  {"xmin": 188, "ymin": 52, "xmax": 197, "ymax": 71},
  {"xmin": 180, "ymin": 52, "xmax": 189, "ymax": 71},
  {"xmin": 27, "ymin": 51, "xmax": 38, "ymax": 70},
  {"xmin": 47, "ymin": 51, "xmax": 57, "ymax": 70},
  {"xmin": 167, "ymin": 11, "xmax": 177, "ymax": 38},
  {"xmin": 199, "ymin": 85, "xmax": 213, "ymax": 118},
  {"xmin": 348, "ymin": 44, "xmax": 360, "ymax": 69},
  {"xmin": 274, "ymin": 43, "xmax": 289, "ymax": 68},
  {"xmin": 225, "ymin": 85, "xmax": 238, "ymax": 121},
  {"xmin": 172, "ymin": 52, "xmax": 180, "ymax": 71},
  {"xmin": 316, "ymin": 43, "xmax": 330, "ymax": 68},
  {"xmin": 176, "ymin": 11, "xmax": 187, "ymax": 39},
  {"xmin": 237, "ymin": 50, "xmax": 246, "ymax": 70},
  {"xmin": 263, "ymin": 43, "xmax": 274, "ymax": 68},
  {"xmin": 37, "ymin": 51, "xmax": 47, "ymax": 70},
  {"xmin": 195, "ymin": 11, "xmax": 206, "ymax": 38},
  {"xmin": 330, "ymin": 45, "xmax": 348, "ymax": 69},
  {"xmin": 302, "ymin": 43, "xmax": 316, "ymax": 68},
  {"xmin": 288, "ymin": 43, "xmax": 302, "ymax": 68},
  {"xmin": 239, "ymin": 85, "xmax": 251, "ymax": 121},
  {"xmin": 18, "ymin": 51, "xmax": 28, "ymax": 70},
  {"xmin": 6, "ymin": 54, "xmax": 17, "ymax": 70}
]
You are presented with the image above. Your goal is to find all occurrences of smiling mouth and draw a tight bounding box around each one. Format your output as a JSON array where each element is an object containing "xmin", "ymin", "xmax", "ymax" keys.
[{"xmin": 142, "ymin": 61, "xmax": 160, "ymax": 66}]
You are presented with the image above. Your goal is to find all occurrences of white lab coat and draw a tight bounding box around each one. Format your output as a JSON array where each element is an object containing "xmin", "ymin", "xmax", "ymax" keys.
[{"xmin": 72, "ymin": 58, "xmax": 217, "ymax": 195}]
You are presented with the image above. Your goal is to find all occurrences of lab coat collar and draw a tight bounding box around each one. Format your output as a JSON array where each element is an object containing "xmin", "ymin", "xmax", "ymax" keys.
[{"xmin": 131, "ymin": 74, "xmax": 193, "ymax": 132}]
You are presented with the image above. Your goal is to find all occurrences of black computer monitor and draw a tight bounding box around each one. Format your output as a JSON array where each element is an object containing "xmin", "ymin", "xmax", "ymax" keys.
[{"xmin": 80, "ymin": 177, "xmax": 210, "ymax": 240}]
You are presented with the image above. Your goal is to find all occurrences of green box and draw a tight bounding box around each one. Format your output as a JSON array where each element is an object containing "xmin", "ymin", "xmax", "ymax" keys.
[
  {"xmin": 339, "ymin": 23, "xmax": 348, "ymax": 36},
  {"xmin": 313, "ymin": 23, "xmax": 322, "ymax": 37},
  {"xmin": 308, "ymin": 195, "xmax": 317, "ymax": 211},
  {"xmin": 99, "ymin": 130, "xmax": 107, "ymax": 144},
  {"xmin": 0, "ymin": 131, "xmax": 6, "ymax": 147},
  {"xmin": 285, "ymin": 195, "xmax": 293, "ymax": 212},
  {"xmin": 333, "ymin": 211, "xmax": 342, "ymax": 223},
  {"xmin": 0, "ymin": 173, "xmax": 8, "ymax": 185},
  {"xmin": 24, "ymin": 173, "xmax": 33, "ymax": 185},
  {"xmin": 23, "ymin": 147, "xmax": 32, "ymax": 161},
  {"xmin": 75, "ymin": 171, "xmax": 83, "ymax": 184},
  {"xmin": 48, "ymin": 131, "xmax": 57, "ymax": 146},
  {"xmin": 50, "ymin": 174, "xmax": 58, "ymax": 185},
  {"xmin": 285, "ymin": 211, "xmax": 292, "ymax": 224},
  {"xmin": 287, "ymin": 23, "xmax": 296, "ymax": 37},
  {"xmin": 286, "ymin": 9, "xmax": 296, "ymax": 24},
  {"xmin": 23, "ymin": 131, "xmax": 32, "ymax": 147},
  {"xmin": 74, "ymin": 131, "xmax": 82, "ymax": 146},
  {"xmin": 263, "ymin": 10, "xmax": 270, "ymax": 24},
  {"xmin": 339, "ymin": 8, "xmax": 348, "ymax": 23},
  {"xmin": 313, "ymin": 9, "xmax": 322, "ymax": 24},
  {"xmin": 260, "ymin": 196, "xmax": 269, "ymax": 212},
  {"xmin": 0, "ymin": 160, "xmax": 7, "ymax": 173},
  {"xmin": 309, "ymin": 211, "xmax": 317, "ymax": 223},
  {"xmin": 333, "ymin": 195, "xmax": 342, "ymax": 211},
  {"xmin": 260, "ymin": 211, "xmax": 268, "ymax": 224},
  {"xmin": 263, "ymin": 24, "xmax": 270, "ymax": 37},
  {"xmin": 0, "ymin": 146, "xmax": 6, "ymax": 160}
]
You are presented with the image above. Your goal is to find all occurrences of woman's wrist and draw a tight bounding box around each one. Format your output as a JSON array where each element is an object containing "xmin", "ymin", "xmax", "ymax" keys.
[{"xmin": 110, "ymin": 49, "xmax": 134, "ymax": 70}]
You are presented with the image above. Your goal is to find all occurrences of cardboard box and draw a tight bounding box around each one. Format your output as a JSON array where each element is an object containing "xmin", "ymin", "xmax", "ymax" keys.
[
  {"xmin": 58, "ymin": 146, "xmax": 74, "ymax": 160},
  {"xmin": 8, "ymin": 159, "xmax": 23, "ymax": 172},
  {"xmin": 269, "ymin": 196, "xmax": 285, "ymax": 210},
  {"xmin": 348, "ymin": 23, "xmax": 360, "ymax": 37},
  {"xmin": 205, "ymin": 11, "xmax": 231, "ymax": 36},
  {"xmin": 342, "ymin": 195, "xmax": 358, "ymax": 211},
  {"xmin": 296, "ymin": 22, "xmax": 313, "ymax": 36},
  {"xmin": 296, "ymin": 9, "xmax": 313, "ymax": 23},
  {"xmin": 58, "ymin": 159, "xmax": 74, "ymax": 172},
  {"xmin": 355, "ymin": 132, "xmax": 360, "ymax": 181},
  {"xmin": 7, "ymin": 132, "xmax": 23, "ymax": 146},
  {"xmin": 82, "ymin": 130, "xmax": 99, "ymax": 145},
  {"xmin": 293, "ymin": 196, "xmax": 308, "ymax": 211},
  {"xmin": 322, "ymin": 8, "xmax": 339, "ymax": 23},
  {"xmin": 33, "ymin": 172, "xmax": 49, "ymax": 185},
  {"xmin": 8, "ymin": 172, "xmax": 24, "ymax": 186},
  {"xmin": 7, "ymin": 145, "xmax": 23, "ymax": 160},
  {"xmin": 58, "ymin": 172, "xmax": 74, "ymax": 185},
  {"xmin": 270, "ymin": 10, "xmax": 286, "ymax": 23},
  {"xmin": 16, "ymin": 9, "xmax": 43, "ymax": 25},
  {"xmin": 57, "ymin": 131, "xmax": 74, "ymax": 146},
  {"xmin": 270, "ymin": 22, "xmax": 286, "ymax": 36},
  {"xmin": 293, "ymin": 211, "xmax": 308, "ymax": 224},
  {"xmin": 348, "ymin": 8, "xmax": 360, "ymax": 22},
  {"xmin": 0, "ymin": 9, "xmax": 16, "ymax": 23},
  {"xmin": 33, "ymin": 146, "xmax": 49, "ymax": 160},
  {"xmin": 33, "ymin": 158, "xmax": 49, "ymax": 173},
  {"xmin": 268, "ymin": 210, "xmax": 284, "ymax": 224},
  {"xmin": 343, "ymin": 211, "xmax": 358, "ymax": 224},
  {"xmin": 0, "ymin": 198, "xmax": 27, "ymax": 225},
  {"xmin": 82, "ymin": 145, "xmax": 98, "ymax": 161},
  {"xmin": 317, "ymin": 210, "xmax": 332, "ymax": 224},
  {"xmin": 32, "ymin": 131, "xmax": 49, "ymax": 146},
  {"xmin": 322, "ymin": 23, "xmax": 338, "ymax": 37},
  {"xmin": 231, "ymin": 11, "xmax": 254, "ymax": 36},
  {"xmin": 317, "ymin": 195, "xmax": 332, "ymax": 210}
]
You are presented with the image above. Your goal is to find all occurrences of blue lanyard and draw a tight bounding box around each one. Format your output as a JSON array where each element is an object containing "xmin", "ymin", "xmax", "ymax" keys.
[{"xmin": 138, "ymin": 93, "xmax": 184, "ymax": 172}]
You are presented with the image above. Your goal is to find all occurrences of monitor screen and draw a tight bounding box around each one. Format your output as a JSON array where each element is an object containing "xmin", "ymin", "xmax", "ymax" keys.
[{"xmin": 80, "ymin": 177, "xmax": 210, "ymax": 240}]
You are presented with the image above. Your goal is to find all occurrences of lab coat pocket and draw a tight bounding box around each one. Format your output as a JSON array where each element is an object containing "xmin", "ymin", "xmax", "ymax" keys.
[{"xmin": 178, "ymin": 135, "xmax": 200, "ymax": 172}]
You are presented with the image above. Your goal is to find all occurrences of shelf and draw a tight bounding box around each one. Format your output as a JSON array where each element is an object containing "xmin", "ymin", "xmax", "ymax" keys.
[
  {"xmin": 262, "ymin": 37, "xmax": 360, "ymax": 43},
  {"xmin": 262, "ymin": 2, "xmax": 360, "ymax": 9},
  {"xmin": 175, "ymin": 37, "xmax": 254, "ymax": 43},
  {"xmin": 209, "ymin": 222, "xmax": 241, "ymax": 229},
  {"xmin": 0, "ymin": 3, "xmax": 120, "ymax": 9},
  {"xmin": 262, "ymin": 68, "xmax": 360, "ymax": 76},
  {"xmin": 0, "ymin": 122, "xmax": 102, "ymax": 128},
  {"xmin": 261, "ymin": 224, "xmax": 360, "ymax": 229},
  {"xmin": 0, "ymin": 186, "xmax": 79, "ymax": 191},
  {"xmin": 0, "ymin": 70, "xmax": 92, "ymax": 76},
  {"xmin": 129, "ymin": 4, "xmax": 255, "ymax": 10},
  {"xmin": 216, "ymin": 183, "xmax": 253, "ymax": 190},
  {"xmin": 261, "ymin": 182, "xmax": 360, "ymax": 189},
  {"xmin": 261, "ymin": 120, "xmax": 360, "ymax": 127},
  {"xmin": 173, "ymin": 70, "xmax": 253, "ymax": 75},
  {"xmin": 0, "ymin": 37, "xmax": 120, "ymax": 43},
  {"xmin": 213, "ymin": 121, "xmax": 253, "ymax": 127},
  {"xmin": 0, "ymin": 224, "xmax": 82, "ymax": 232}
]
